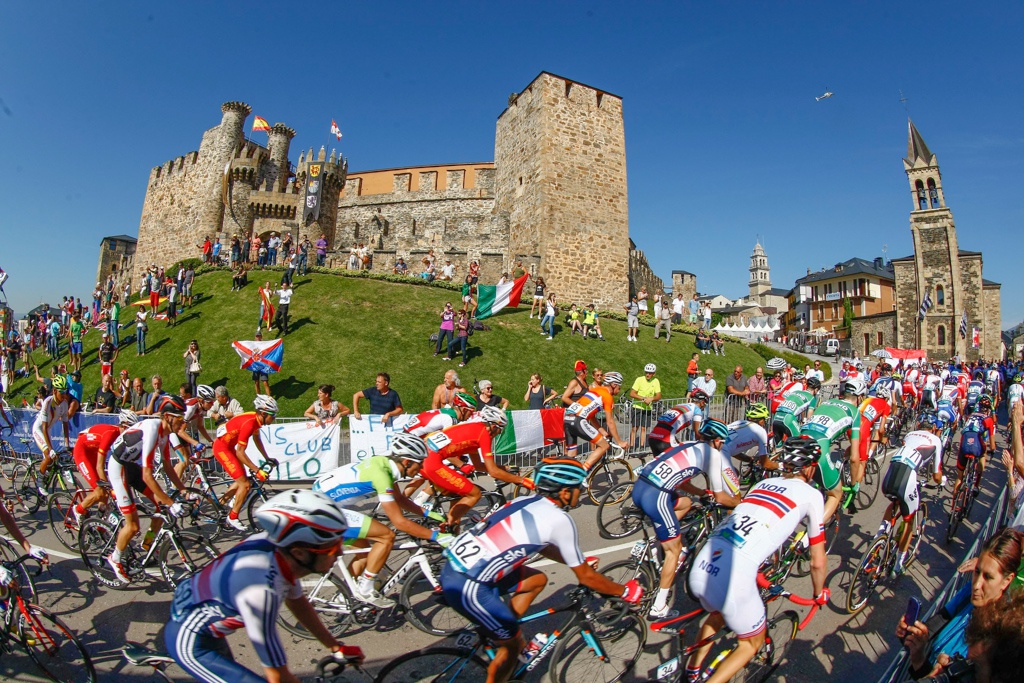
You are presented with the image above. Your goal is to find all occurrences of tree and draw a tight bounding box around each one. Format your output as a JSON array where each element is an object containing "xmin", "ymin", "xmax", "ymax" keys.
[{"xmin": 841, "ymin": 297, "xmax": 854, "ymax": 330}]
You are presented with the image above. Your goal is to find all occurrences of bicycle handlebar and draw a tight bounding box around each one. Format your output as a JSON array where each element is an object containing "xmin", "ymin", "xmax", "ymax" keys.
[
  {"xmin": 756, "ymin": 572, "xmax": 820, "ymax": 629},
  {"xmin": 314, "ymin": 655, "xmax": 363, "ymax": 682}
]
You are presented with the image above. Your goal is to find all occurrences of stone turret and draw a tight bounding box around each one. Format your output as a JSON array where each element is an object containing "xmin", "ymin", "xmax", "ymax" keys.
[
  {"xmin": 294, "ymin": 148, "xmax": 348, "ymax": 246},
  {"xmin": 267, "ymin": 124, "xmax": 296, "ymax": 193}
]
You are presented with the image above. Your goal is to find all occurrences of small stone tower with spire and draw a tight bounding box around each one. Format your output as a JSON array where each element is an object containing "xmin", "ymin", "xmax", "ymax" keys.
[{"xmin": 748, "ymin": 241, "xmax": 771, "ymax": 301}]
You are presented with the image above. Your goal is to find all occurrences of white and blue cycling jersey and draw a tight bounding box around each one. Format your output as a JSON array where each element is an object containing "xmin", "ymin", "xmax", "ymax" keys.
[{"xmin": 936, "ymin": 399, "xmax": 958, "ymax": 426}]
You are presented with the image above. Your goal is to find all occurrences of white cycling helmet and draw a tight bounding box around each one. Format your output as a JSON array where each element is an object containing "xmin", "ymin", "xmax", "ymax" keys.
[
  {"xmin": 644, "ymin": 363, "xmax": 657, "ymax": 374},
  {"xmin": 254, "ymin": 394, "xmax": 279, "ymax": 415},
  {"xmin": 843, "ymin": 377, "xmax": 868, "ymax": 397},
  {"xmin": 875, "ymin": 385, "xmax": 891, "ymax": 400},
  {"xmin": 196, "ymin": 384, "xmax": 216, "ymax": 401},
  {"xmin": 603, "ymin": 371, "xmax": 623, "ymax": 386},
  {"xmin": 478, "ymin": 405, "xmax": 508, "ymax": 429},
  {"xmin": 118, "ymin": 409, "xmax": 139, "ymax": 427},
  {"xmin": 389, "ymin": 433, "xmax": 428, "ymax": 462},
  {"xmin": 255, "ymin": 489, "xmax": 348, "ymax": 548}
]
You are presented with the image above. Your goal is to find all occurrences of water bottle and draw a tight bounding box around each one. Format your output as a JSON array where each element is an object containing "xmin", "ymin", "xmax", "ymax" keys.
[{"xmin": 518, "ymin": 633, "xmax": 549, "ymax": 664}]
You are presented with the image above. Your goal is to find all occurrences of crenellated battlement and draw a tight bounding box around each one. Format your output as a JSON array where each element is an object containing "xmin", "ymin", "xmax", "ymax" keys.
[
  {"xmin": 221, "ymin": 101, "xmax": 252, "ymax": 116},
  {"xmin": 150, "ymin": 150, "xmax": 201, "ymax": 183}
]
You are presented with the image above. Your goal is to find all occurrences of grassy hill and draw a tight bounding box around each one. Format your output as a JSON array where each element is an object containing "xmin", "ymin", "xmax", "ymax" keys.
[{"xmin": 9, "ymin": 271, "xmax": 807, "ymax": 416}]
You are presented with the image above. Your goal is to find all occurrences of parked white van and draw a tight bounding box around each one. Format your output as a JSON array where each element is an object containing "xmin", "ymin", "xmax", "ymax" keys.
[{"xmin": 818, "ymin": 338, "xmax": 840, "ymax": 357}]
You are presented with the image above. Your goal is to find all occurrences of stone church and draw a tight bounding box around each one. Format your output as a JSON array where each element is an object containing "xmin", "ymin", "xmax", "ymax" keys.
[{"xmin": 890, "ymin": 120, "xmax": 1001, "ymax": 360}]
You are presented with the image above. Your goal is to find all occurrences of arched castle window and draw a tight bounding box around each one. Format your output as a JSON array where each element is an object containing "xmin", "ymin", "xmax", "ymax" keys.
[
  {"xmin": 916, "ymin": 180, "xmax": 927, "ymax": 210},
  {"xmin": 927, "ymin": 178, "xmax": 939, "ymax": 208},
  {"xmin": 937, "ymin": 325, "xmax": 946, "ymax": 346},
  {"xmin": 936, "ymin": 285, "xmax": 945, "ymax": 305}
]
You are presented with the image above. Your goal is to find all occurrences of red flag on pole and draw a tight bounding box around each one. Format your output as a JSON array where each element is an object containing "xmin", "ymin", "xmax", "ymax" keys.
[
  {"xmin": 330, "ymin": 119, "xmax": 342, "ymax": 141},
  {"xmin": 260, "ymin": 287, "xmax": 276, "ymax": 327}
]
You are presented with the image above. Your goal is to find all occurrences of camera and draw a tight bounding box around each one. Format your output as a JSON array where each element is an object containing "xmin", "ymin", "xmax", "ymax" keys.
[{"xmin": 927, "ymin": 655, "xmax": 974, "ymax": 683}]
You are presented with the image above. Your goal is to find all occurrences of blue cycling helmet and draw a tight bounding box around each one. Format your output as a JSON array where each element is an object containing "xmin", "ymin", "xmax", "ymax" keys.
[
  {"xmin": 699, "ymin": 418, "xmax": 730, "ymax": 441},
  {"xmin": 533, "ymin": 457, "xmax": 588, "ymax": 493}
]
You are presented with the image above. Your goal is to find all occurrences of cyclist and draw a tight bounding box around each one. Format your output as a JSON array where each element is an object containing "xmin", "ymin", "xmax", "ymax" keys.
[
  {"xmin": 167, "ymin": 489, "xmax": 364, "ymax": 683},
  {"xmin": 851, "ymin": 384, "xmax": 892, "ymax": 511},
  {"xmin": 686, "ymin": 437, "xmax": 829, "ymax": 683},
  {"xmin": 921, "ymin": 367, "xmax": 942, "ymax": 412},
  {"xmin": 723, "ymin": 402, "xmax": 771, "ymax": 465},
  {"xmin": 440, "ymin": 458, "xmax": 643, "ymax": 683},
  {"xmin": 168, "ymin": 383, "xmax": 216, "ymax": 480},
  {"xmin": 563, "ymin": 370, "xmax": 629, "ymax": 470},
  {"xmin": 646, "ymin": 389, "xmax": 709, "ymax": 457},
  {"xmin": 798, "ymin": 378, "xmax": 863, "ymax": 522},
  {"xmin": 965, "ymin": 377, "xmax": 986, "ymax": 414},
  {"xmin": 106, "ymin": 395, "xmax": 192, "ymax": 584},
  {"xmin": 632, "ymin": 418, "xmax": 741, "ymax": 618},
  {"xmin": 940, "ymin": 377, "xmax": 966, "ymax": 423},
  {"xmin": 420, "ymin": 406, "xmax": 529, "ymax": 528},
  {"xmin": 71, "ymin": 409, "xmax": 139, "ymax": 523},
  {"xmin": 951, "ymin": 398, "xmax": 996, "ymax": 501},
  {"xmin": 770, "ymin": 377, "xmax": 821, "ymax": 444},
  {"xmin": 879, "ymin": 413, "xmax": 945, "ymax": 576},
  {"xmin": 313, "ymin": 433, "xmax": 451, "ymax": 607},
  {"xmin": 985, "ymin": 363, "xmax": 1002, "ymax": 411},
  {"xmin": 1008, "ymin": 374, "xmax": 1024, "ymax": 413},
  {"xmin": 935, "ymin": 392, "xmax": 960, "ymax": 435},
  {"xmin": 768, "ymin": 372, "xmax": 805, "ymax": 415},
  {"xmin": 403, "ymin": 391, "xmax": 478, "ymax": 437},
  {"xmin": 213, "ymin": 394, "xmax": 279, "ymax": 532},
  {"xmin": 32, "ymin": 374, "xmax": 70, "ymax": 496},
  {"xmin": 872, "ymin": 368, "xmax": 903, "ymax": 412}
]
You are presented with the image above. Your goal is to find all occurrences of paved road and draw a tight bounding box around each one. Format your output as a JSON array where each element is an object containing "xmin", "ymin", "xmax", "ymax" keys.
[{"xmin": 3, "ymin": 423, "xmax": 1008, "ymax": 682}]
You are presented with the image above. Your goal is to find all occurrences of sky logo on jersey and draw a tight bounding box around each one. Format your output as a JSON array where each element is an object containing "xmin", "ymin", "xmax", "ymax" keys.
[{"xmin": 745, "ymin": 487, "xmax": 796, "ymax": 519}]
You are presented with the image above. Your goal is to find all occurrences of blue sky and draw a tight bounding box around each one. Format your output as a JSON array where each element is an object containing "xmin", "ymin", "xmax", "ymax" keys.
[{"xmin": 1, "ymin": 2, "xmax": 1021, "ymax": 327}]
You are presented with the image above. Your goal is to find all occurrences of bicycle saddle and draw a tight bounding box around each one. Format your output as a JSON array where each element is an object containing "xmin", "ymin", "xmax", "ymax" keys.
[{"xmin": 122, "ymin": 643, "xmax": 175, "ymax": 667}]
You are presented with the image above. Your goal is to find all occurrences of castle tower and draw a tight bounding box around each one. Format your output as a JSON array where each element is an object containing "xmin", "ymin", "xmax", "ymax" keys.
[
  {"xmin": 201, "ymin": 102, "xmax": 252, "ymax": 231},
  {"xmin": 494, "ymin": 72, "xmax": 630, "ymax": 307},
  {"xmin": 294, "ymin": 146, "xmax": 348, "ymax": 247},
  {"xmin": 267, "ymin": 124, "xmax": 296, "ymax": 193},
  {"xmin": 748, "ymin": 241, "xmax": 771, "ymax": 302}
]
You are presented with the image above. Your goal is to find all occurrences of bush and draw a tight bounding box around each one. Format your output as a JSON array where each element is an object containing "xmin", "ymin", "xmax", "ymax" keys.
[
  {"xmin": 168, "ymin": 257, "xmax": 204, "ymax": 274},
  {"xmin": 750, "ymin": 343, "xmax": 832, "ymax": 381}
]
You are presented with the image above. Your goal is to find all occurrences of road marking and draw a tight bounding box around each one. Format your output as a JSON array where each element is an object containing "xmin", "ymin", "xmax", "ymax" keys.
[
  {"xmin": 3, "ymin": 536, "xmax": 77, "ymax": 561},
  {"xmin": 530, "ymin": 539, "xmax": 639, "ymax": 568}
]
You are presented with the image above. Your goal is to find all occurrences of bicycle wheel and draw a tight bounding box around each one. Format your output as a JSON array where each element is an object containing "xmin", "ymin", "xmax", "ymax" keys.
[
  {"xmin": 964, "ymin": 465, "xmax": 979, "ymax": 517},
  {"xmin": 280, "ymin": 572, "xmax": 362, "ymax": 639},
  {"xmin": 46, "ymin": 491, "xmax": 81, "ymax": 551},
  {"xmin": 906, "ymin": 502, "xmax": 928, "ymax": 568},
  {"xmin": 12, "ymin": 464, "xmax": 42, "ymax": 515},
  {"xmin": 586, "ymin": 458, "xmax": 634, "ymax": 506},
  {"xmin": 548, "ymin": 609, "xmax": 646, "ymax": 683},
  {"xmin": 375, "ymin": 646, "xmax": 489, "ymax": 683},
  {"xmin": 17, "ymin": 602, "xmax": 97, "ymax": 683},
  {"xmin": 0, "ymin": 442, "xmax": 18, "ymax": 481},
  {"xmin": 599, "ymin": 558, "xmax": 657, "ymax": 614},
  {"xmin": 793, "ymin": 512, "xmax": 839, "ymax": 578},
  {"xmin": 244, "ymin": 483, "xmax": 279, "ymax": 531},
  {"xmin": 158, "ymin": 530, "xmax": 219, "ymax": 588},
  {"xmin": 596, "ymin": 484, "xmax": 642, "ymax": 539},
  {"xmin": 400, "ymin": 562, "xmax": 469, "ymax": 636},
  {"xmin": 0, "ymin": 536, "xmax": 36, "ymax": 604},
  {"xmin": 742, "ymin": 611, "xmax": 798, "ymax": 683},
  {"xmin": 468, "ymin": 491, "xmax": 506, "ymax": 525},
  {"xmin": 78, "ymin": 518, "xmax": 124, "ymax": 589},
  {"xmin": 177, "ymin": 487, "xmax": 224, "ymax": 542},
  {"xmin": 856, "ymin": 457, "xmax": 881, "ymax": 509},
  {"xmin": 846, "ymin": 536, "xmax": 888, "ymax": 614},
  {"xmin": 946, "ymin": 483, "xmax": 968, "ymax": 544}
]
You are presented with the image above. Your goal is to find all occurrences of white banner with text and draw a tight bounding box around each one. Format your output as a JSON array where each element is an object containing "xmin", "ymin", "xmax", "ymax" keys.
[
  {"xmin": 347, "ymin": 414, "xmax": 416, "ymax": 464},
  {"xmin": 246, "ymin": 419, "xmax": 341, "ymax": 481}
]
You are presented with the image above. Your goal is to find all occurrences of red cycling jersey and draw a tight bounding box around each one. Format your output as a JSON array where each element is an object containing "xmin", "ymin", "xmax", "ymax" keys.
[
  {"xmin": 857, "ymin": 397, "xmax": 891, "ymax": 462},
  {"xmin": 421, "ymin": 421, "xmax": 494, "ymax": 496},
  {"xmin": 73, "ymin": 423, "xmax": 121, "ymax": 488},
  {"xmin": 214, "ymin": 412, "xmax": 262, "ymax": 480}
]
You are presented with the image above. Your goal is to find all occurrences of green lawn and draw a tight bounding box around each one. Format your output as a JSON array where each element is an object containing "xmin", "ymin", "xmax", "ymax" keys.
[{"xmin": 11, "ymin": 271, "xmax": 790, "ymax": 416}]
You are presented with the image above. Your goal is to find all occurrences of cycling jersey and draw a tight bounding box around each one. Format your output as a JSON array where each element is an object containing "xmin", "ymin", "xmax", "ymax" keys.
[
  {"xmin": 957, "ymin": 430, "xmax": 985, "ymax": 471},
  {"xmin": 1008, "ymin": 383, "xmax": 1024, "ymax": 411},
  {"xmin": 688, "ymin": 477, "xmax": 825, "ymax": 639},
  {"xmin": 922, "ymin": 374, "xmax": 942, "ymax": 391},
  {"xmin": 73, "ymin": 423, "xmax": 120, "ymax": 489},
  {"xmin": 403, "ymin": 408, "xmax": 457, "ymax": 438},
  {"xmin": 966, "ymin": 381, "xmax": 985, "ymax": 406},
  {"xmin": 940, "ymin": 384, "xmax": 963, "ymax": 402},
  {"xmin": 565, "ymin": 387, "xmax": 614, "ymax": 422},
  {"xmin": 883, "ymin": 430, "xmax": 942, "ymax": 521},
  {"xmin": 421, "ymin": 421, "xmax": 494, "ymax": 496},
  {"xmin": 213, "ymin": 413, "xmax": 262, "ymax": 480},
  {"xmin": 169, "ymin": 535, "xmax": 301, "ymax": 679},
  {"xmin": 314, "ymin": 456, "xmax": 402, "ymax": 504},
  {"xmin": 720, "ymin": 420, "xmax": 769, "ymax": 461},
  {"xmin": 647, "ymin": 403, "xmax": 703, "ymax": 448},
  {"xmin": 109, "ymin": 418, "xmax": 168, "ymax": 468},
  {"xmin": 31, "ymin": 395, "xmax": 69, "ymax": 453},
  {"xmin": 799, "ymin": 399, "xmax": 858, "ymax": 490},
  {"xmin": 772, "ymin": 391, "xmax": 817, "ymax": 439},
  {"xmin": 858, "ymin": 396, "xmax": 891, "ymax": 463},
  {"xmin": 770, "ymin": 381, "xmax": 805, "ymax": 413},
  {"xmin": 936, "ymin": 399, "xmax": 958, "ymax": 428}
]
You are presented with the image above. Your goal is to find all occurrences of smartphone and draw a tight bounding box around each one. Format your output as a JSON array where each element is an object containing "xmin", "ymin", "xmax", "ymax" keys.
[{"xmin": 904, "ymin": 596, "xmax": 921, "ymax": 626}]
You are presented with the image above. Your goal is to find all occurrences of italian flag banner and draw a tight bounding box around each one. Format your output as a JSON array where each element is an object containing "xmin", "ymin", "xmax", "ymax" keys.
[
  {"xmin": 494, "ymin": 408, "xmax": 566, "ymax": 455},
  {"xmin": 469, "ymin": 274, "xmax": 529, "ymax": 320}
]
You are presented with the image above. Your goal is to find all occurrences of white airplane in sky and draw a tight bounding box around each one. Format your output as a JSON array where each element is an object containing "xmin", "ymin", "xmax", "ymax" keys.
[{"xmin": 815, "ymin": 88, "xmax": 834, "ymax": 101}]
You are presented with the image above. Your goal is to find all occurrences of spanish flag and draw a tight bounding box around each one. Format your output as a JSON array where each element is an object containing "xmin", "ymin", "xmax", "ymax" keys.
[{"xmin": 252, "ymin": 116, "xmax": 271, "ymax": 133}]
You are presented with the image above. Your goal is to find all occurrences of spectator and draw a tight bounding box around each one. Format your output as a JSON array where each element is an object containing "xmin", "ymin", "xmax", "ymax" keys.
[
  {"xmin": 434, "ymin": 302, "xmax": 456, "ymax": 357},
  {"xmin": 349, "ymin": 246, "xmax": 361, "ymax": 271},
  {"xmin": 165, "ymin": 277, "xmax": 178, "ymax": 326},
  {"xmin": 420, "ymin": 258, "xmax": 436, "ymax": 281},
  {"xmin": 297, "ymin": 236, "xmax": 311, "ymax": 276},
  {"xmin": 117, "ymin": 369, "xmax": 131, "ymax": 405},
  {"xmin": 315, "ymin": 233, "xmax": 328, "ymax": 267},
  {"xmin": 689, "ymin": 294, "xmax": 700, "ymax": 324},
  {"xmin": 183, "ymin": 340, "xmax": 201, "ymax": 397},
  {"xmin": 696, "ymin": 328, "xmax": 710, "ymax": 354},
  {"xmin": 702, "ymin": 302, "xmax": 713, "ymax": 330},
  {"xmin": 231, "ymin": 263, "xmax": 248, "ymax": 291},
  {"xmin": 267, "ymin": 232, "xmax": 281, "ymax": 265},
  {"xmin": 692, "ymin": 368, "xmax": 717, "ymax": 398},
  {"xmin": 211, "ymin": 237, "xmax": 222, "ymax": 265},
  {"xmin": 476, "ymin": 379, "xmax": 509, "ymax": 410},
  {"xmin": 725, "ymin": 365, "xmax": 749, "ymax": 422},
  {"xmin": 540, "ymin": 293, "xmax": 557, "ymax": 340},
  {"xmin": 462, "ymin": 280, "xmax": 477, "ymax": 319},
  {"xmin": 567, "ymin": 304, "xmax": 583, "ymax": 336},
  {"xmin": 432, "ymin": 369, "xmax": 462, "ymax": 409},
  {"xmin": 439, "ymin": 258, "xmax": 456, "ymax": 281},
  {"xmin": 710, "ymin": 330, "xmax": 724, "ymax": 356},
  {"xmin": 629, "ymin": 364, "xmax": 662, "ymax": 448},
  {"xmin": 654, "ymin": 302, "xmax": 672, "ymax": 342},
  {"xmin": 444, "ymin": 309, "xmax": 471, "ymax": 367},
  {"xmin": 183, "ymin": 263, "xmax": 196, "ymax": 307},
  {"xmin": 67, "ymin": 313, "xmax": 84, "ymax": 372},
  {"xmin": 107, "ymin": 294, "xmax": 122, "ymax": 347},
  {"xmin": 512, "ymin": 260, "xmax": 526, "ymax": 280},
  {"xmin": 241, "ymin": 232, "xmax": 251, "ymax": 265},
  {"xmin": 92, "ymin": 373, "xmax": 117, "ymax": 413},
  {"xmin": 637, "ymin": 286, "xmax": 649, "ymax": 317},
  {"xmin": 273, "ymin": 281, "xmax": 293, "ymax": 337},
  {"xmin": 250, "ymin": 330, "xmax": 272, "ymax": 395},
  {"xmin": 255, "ymin": 234, "xmax": 266, "ymax": 267},
  {"xmin": 687, "ymin": 352, "xmax": 700, "ymax": 393},
  {"xmin": 126, "ymin": 376, "xmax": 146, "ymax": 411},
  {"xmin": 392, "ymin": 257, "xmax": 408, "ymax": 275},
  {"xmin": 148, "ymin": 268, "xmax": 161, "ymax": 311},
  {"xmin": 467, "ymin": 259, "xmax": 480, "ymax": 285},
  {"xmin": 530, "ymin": 277, "xmax": 546, "ymax": 319},
  {"xmin": 807, "ymin": 360, "xmax": 825, "ymax": 384},
  {"xmin": 303, "ymin": 384, "xmax": 350, "ymax": 427},
  {"xmin": 581, "ymin": 303, "xmax": 605, "ymax": 341},
  {"xmin": 98, "ymin": 332, "xmax": 118, "ymax": 380},
  {"xmin": 142, "ymin": 374, "xmax": 165, "ymax": 415},
  {"xmin": 200, "ymin": 236, "xmax": 212, "ymax": 263},
  {"xmin": 524, "ymin": 373, "xmax": 557, "ymax": 409},
  {"xmin": 963, "ymin": 589, "xmax": 1024, "ymax": 683},
  {"xmin": 747, "ymin": 367, "xmax": 768, "ymax": 404},
  {"xmin": 624, "ymin": 295, "xmax": 639, "ymax": 342},
  {"xmin": 653, "ymin": 289, "xmax": 664, "ymax": 321},
  {"xmin": 562, "ymin": 360, "xmax": 590, "ymax": 406},
  {"xmin": 281, "ymin": 231, "xmax": 293, "ymax": 259},
  {"xmin": 207, "ymin": 385, "xmax": 244, "ymax": 425},
  {"xmin": 135, "ymin": 305, "xmax": 148, "ymax": 356},
  {"xmin": 670, "ymin": 293, "xmax": 684, "ymax": 324},
  {"xmin": 352, "ymin": 372, "xmax": 404, "ymax": 423}
]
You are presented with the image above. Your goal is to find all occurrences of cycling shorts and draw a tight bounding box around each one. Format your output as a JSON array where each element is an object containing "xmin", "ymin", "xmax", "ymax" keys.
[
  {"xmin": 921, "ymin": 390, "xmax": 937, "ymax": 411},
  {"xmin": 957, "ymin": 433, "xmax": 985, "ymax": 471},
  {"xmin": 631, "ymin": 478, "xmax": 680, "ymax": 542},
  {"xmin": 648, "ymin": 437, "xmax": 673, "ymax": 458},
  {"xmin": 688, "ymin": 539, "xmax": 766, "ymax": 639},
  {"xmin": 107, "ymin": 458, "xmax": 154, "ymax": 515},
  {"xmin": 440, "ymin": 562, "xmax": 527, "ymax": 642},
  {"xmin": 882, "ymin": 460, "xmax": 918, "ymax": 520},
  {"xmin": 857, "ymin": 420, "xmax": 874, "ymax": 462},
  {"xmin": 72, "ymin": 440, "xmax": 101, "ymax": 490},
  {"xmin": 213, "ymin": 440, "xmax": 246, "ymax": 481},
  {"xmin": 165, "ymin": 605, "xmax": 264, "ymax": 683},
  {"xmin": 32, "ymin": 428, "xmax": 52, "ymax": 456},
  {"xmin": 563, "ymin": 415, "xmax": 601, "ymax": 446},
  {"xmin": 421, "ymin": 455, "xmax": 475, "ymax": 497},
  {"xmin": 340, "ymin": 508, "xmax": 372, "ymax": 542},
  {"xmin": 771, "ymin": 418, "xmax": 798, "ymax": 443},
  {"xmin": 813, "ymin": 445, "xmax": 843, "ymax": 492}
]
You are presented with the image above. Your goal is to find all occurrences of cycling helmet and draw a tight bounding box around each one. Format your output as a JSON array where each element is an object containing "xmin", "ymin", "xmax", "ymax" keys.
[
  {"xmin": 644, "ymin": 363, "xmax": 657, "ymax": 374},
  {"xmin": 792, "ymin": 372, "xmax": 805, "ymax": 381},
  {"xmin": 690, "ymin": 389, "xmax": 710, "ymax": 404},
  {"xmin": 603, "ymin": 372, "xmax": 623, "ymax": 387},
  {"xmin": 388, "ymin": 433, "xmax": 428, "ymax": 462},
  {"xmin": 806, "ymin": 377, "xmax": 822, "ymax": 390},
  {"xmin": 699, "ymin": 418, "xmax": 730, "ymax": 441},
  {"xmin": 979, "ymin": 394, "xmax": 993, "ymax": 408},
  {"xmin": 452, "ymin": 392, "xmax": 478, "ymax": 410},
  {"xmin": 843, "ymin": 377, "xmax": 868, "ymax": 397},
  {"xmin": 157, "ymin": 395, "xmax": 186, "ymax": 416},
  {"xmin": 51, "ymin": 375, "xmax": 68, "ymax": 392},
  {"xmin": 532, "ymin": 457, "xmax": 588, "ymax": 493},
  {"xmin": 196, "ymin": 384, "xmax": 216, "ymax": 401},
  {"xmin": 1014, "ymin": 374, "xmax": 1023, "ymax": 384},
  {"xmin": 255, "ymin": 489, "xmax": 349, "ymax": 548},
  {"xmin": 254, "ymin": 394, "xmax": 279, "ymax": 415},
  {"xmin": 778, "ymin": 437, "xmax": 821, "ymax": 471},
  {"xmin": 478, "ymin": 405, "xmax": 508, "ymax": 429},
  {"xmin": 874, "ymin": 385, "xmax": 891, "ymax": 400},
  {"xmin": 891, "ymin": 372, "xmax": 903, "ymax": 381},
  {"xmin": 745, "ymin": 403, "xmax": 770, "ymax": 421},
  {"xmin": 118, "ymin": 410, "xmax": 139, "ymax": 426}
]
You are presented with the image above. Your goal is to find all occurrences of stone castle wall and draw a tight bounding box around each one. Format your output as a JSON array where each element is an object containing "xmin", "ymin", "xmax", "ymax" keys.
[
  {"xmin": 671, "ymin": 272, "xmax": 698, "ymax": 305},
  {"xmin": 850, "ymin": 312, "xmax": 897, "ymax": 357},
  {"xmin": 983, "ymin": 285, "xmax": 1002, "ymax": 359},
  {"xmin": 95, "ymin": 238, "xmax": 136, "ymax": 288},
  {"xmin": 629, "ymin": 246, "xmax": 665, "ymax": 297}
]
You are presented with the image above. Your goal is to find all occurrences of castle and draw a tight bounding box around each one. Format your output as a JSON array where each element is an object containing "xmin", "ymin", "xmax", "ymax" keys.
[{"xmin": 123, "ymin": 72, "xmax": 663, "ymax": 308}]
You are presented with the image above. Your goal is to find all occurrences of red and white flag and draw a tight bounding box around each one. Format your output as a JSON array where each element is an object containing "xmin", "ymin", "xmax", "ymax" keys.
[{"xmin": 330, "ymin": 119, "xmax": 342, "ymax": 141}]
